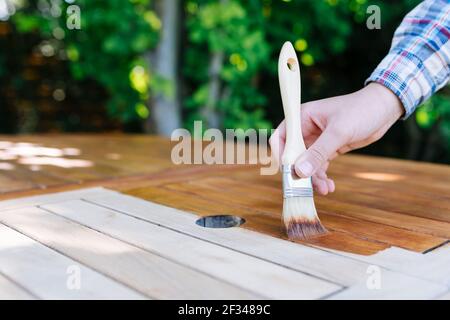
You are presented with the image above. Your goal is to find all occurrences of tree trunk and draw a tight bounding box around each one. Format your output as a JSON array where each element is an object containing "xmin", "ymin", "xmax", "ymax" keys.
[
  {"xmin": 146, "ymin": 0, "xmax": 182, "ymax": 136},
  {"xmin": 200, "ymin": 0, "xmax": 229, "ymax": 129},
  {"xmin": 202, "ymin": 50, "xmax": 224, "ymax": 129}
]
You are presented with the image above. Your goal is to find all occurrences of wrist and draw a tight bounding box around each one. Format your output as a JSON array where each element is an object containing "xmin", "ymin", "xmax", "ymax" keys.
[{"xmin": 364, "ymin": 82, "xmax": 404, "ymax": 122}]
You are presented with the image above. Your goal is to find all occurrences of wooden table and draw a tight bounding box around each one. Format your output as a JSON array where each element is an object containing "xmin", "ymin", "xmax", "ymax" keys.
[{"xmin": 0, "ymin": 134, "xmax": 449, "ymax": 299}]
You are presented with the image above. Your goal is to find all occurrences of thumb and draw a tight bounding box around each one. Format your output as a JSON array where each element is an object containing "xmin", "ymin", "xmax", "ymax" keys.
[{"xmin": 294, "ymin": 127, "xmax": 346, "ymax": 178}]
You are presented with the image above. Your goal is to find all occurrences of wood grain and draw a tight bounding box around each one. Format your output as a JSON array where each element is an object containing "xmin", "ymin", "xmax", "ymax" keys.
[
  {"xmin": 328, "ymin": 272, "xmax": 447, "ymax": 300},
  {"xmin": 0, "ymin": 134, "xmax": 449, "ymax": 256},
  {"xmin": 42, "ymin": 199, "xmax": 340, "ymax": 299},
  {"xmin": 85, "ymin": 191, "xmax": 446, "ymax": 293},
  {"xmin": 0, "ymin": 223, "xmax": 144, "ymax": 299},
  {"xmin": 182, "ymin": 176, "xmax": 448, "ymax": 251},
  {"xmin": 158, "ymin": 178, "xmax": 444, "ymax": 254},
  {"xmin": 0, "ymin": 273, "xmax": 35, "ymax": 300},
  {"xmin": 339, "ymin": 246, "xmax": 450, "ymax": 287},
  {"xmin": 0, "ymin": 206, "xmax": 259, "ymax": 299}
]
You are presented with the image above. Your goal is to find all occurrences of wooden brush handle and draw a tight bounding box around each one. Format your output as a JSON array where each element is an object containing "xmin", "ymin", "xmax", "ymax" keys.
[{"xmin": 278, "ymin": 41, "xmax": 306, "ymax": 165}]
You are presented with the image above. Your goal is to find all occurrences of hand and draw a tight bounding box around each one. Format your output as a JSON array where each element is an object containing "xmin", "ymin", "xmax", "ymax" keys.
[{"xmin": 269, "ymin": 83, "xmax": 404, "ymax": 195}]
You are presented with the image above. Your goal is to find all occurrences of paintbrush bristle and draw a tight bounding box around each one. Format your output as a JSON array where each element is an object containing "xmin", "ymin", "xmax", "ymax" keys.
[{"xmin": 282, "ymin": 196, "xmax": 327, "ymax": 240}]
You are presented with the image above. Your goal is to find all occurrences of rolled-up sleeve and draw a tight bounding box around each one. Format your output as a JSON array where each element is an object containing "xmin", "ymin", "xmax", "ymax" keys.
[{"xmin": 366, "ymin": 0, "xmax": 450, "ymax": 119}]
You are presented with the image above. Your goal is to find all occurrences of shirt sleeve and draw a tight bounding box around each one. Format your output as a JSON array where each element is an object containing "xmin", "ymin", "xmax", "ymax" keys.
[{"xmin": 365, "ymin": 0, "xmax": 450, "ymax": 119}]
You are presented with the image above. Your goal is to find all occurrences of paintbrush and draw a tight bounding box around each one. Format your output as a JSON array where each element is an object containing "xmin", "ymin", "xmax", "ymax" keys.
[{"xmin": 278, "ymin": 41, "xmax": 327, "ymax": 240}]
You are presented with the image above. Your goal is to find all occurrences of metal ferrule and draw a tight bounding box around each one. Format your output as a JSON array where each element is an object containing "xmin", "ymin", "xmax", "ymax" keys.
[{"xmin": 282, "ymin": 165, "xmax": 313, "ymax": 199}]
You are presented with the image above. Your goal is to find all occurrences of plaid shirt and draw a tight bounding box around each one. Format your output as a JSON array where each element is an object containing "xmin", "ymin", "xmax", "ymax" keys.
[{"xmin": 366, "ymin": 0, "xmax": 450, "ymax": 118}]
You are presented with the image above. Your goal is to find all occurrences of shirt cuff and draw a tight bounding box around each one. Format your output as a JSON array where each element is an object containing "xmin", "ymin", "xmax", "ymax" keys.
[{"xmin": 365, "ymin": 50, "xmax": 434, "ymax": 119}]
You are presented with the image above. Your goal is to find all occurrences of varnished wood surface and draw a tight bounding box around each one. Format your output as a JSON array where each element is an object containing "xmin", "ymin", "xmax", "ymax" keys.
[{"xmin": 0, "ymin": 134, "xmax": 449, "ymax": 255}]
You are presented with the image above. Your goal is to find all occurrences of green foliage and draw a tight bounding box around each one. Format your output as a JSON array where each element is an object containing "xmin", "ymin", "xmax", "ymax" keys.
[
  {"xmin": 185, "ymin": 0, "xmax": 271, "ymax": 130},
  {"xmin": 1, "ymin": 0, "xmax": 449, "ymax": 162},
  {"xmin": 12, "ymin": 0, "xmax": 160, "ymax": 122},
  {"xmin": 182, "ymin": 0, "xmax": 371, "ymax": 130},
  {"xmin": 183, "ymin": 0, "xmax": 403, "ymax": 130},
  {"xmin": 416, "ymin": 88, "xmax": 450, "ymax": 152}
]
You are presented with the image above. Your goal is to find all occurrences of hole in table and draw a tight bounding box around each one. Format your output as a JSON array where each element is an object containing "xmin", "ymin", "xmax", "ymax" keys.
[{"xmin": 195, "ymin": 215, "xmax": 246, "ymax": 228}]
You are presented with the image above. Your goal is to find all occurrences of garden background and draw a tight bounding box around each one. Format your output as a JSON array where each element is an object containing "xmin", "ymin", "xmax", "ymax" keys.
[{"xmin": 1, "ymin": 0, "xmax": 449, "ymax": 164}]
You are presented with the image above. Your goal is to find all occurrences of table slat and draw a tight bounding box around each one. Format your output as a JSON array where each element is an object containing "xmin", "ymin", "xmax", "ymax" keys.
[
  {"xmin": 42, "ymin": 199, "xmax": 341, "ymax": 299},
  {"xmin": 0, "ymin": 223, "xmax": 144, "ymax": 299},
  {"xmin": 0, "ymin": 206, "xmax": 259, "ymax": 299}
]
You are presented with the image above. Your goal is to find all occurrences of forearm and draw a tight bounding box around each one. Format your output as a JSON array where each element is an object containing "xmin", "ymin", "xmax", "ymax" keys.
[{"xmin": 366, "ymin": 0, "xmax": 450, "ymax": 119}]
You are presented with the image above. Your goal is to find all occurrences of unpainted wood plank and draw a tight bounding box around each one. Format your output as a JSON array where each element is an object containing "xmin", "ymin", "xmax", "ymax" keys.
[
  {"xmin": 85, "ymin": 192, "xmax": 448, "ymax": 296},
  {"xmin": 0, "ymin": 272, "xmax": 35, "ymax": 300},
  {"xmin": 0, "ymin": 187, "xmax": 115, "ymax": 211},
  {"xmin": 430, "ymin": 242, "xmax": 450, "ymax": 254},
  {"xmin": 0, "ymin": 223, "xmax": 144, "ymax": 299},
  {"xmin": 328, "ymin": 271, "xmax": 447, "ymax": 300},
  {"xmin": 437, "ymin": 291, "xmax": 450, "ymax": 300},
  {"xmin": 42, "ymin": 199, "xmax": 341, "ymax": 299},
  {"xmin": 0, "ymin": 206, "xmax": 259, "ymax": 299},
  {"xmin": 325, "ymin": 246, "xmax": 450, "ymax": 287}
]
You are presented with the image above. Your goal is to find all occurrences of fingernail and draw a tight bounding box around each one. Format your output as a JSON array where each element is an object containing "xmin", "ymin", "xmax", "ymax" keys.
[{"xmin": 295, "ymin": 161, "xmax": 314, "ymax": 177}]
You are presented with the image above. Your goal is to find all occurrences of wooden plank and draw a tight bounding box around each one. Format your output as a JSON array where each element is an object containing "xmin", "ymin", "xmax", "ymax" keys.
[
  {"xmin": 437, "ymin": 291, "xmax": 450, "ymax": 300},
  {"xmin": 327, "ymin": 187, "xmax": 450, "ymax": 223},
  {"xmin": 223, "ymin": 162, "xmax": 450, "ymax": 216},
  {"xmin": 317, "ymin": 197, "xmax": 450, "ymax": 239},
  {"xmin": 331, "ymin": 155, "xmax": 450, "ymax": 187},
  {"xmin": 183, "ymin": 177, "xmax": 447, "ymax": 252},
  {"xmin": 0, "ymin": 206, "xmax": 259, "ymax": 299},
  {"xmin": 0, "ymin": 174, "xmax": 35, "ymax": 193},
  {"xmin": 203, "ymin": 172, "xmax": 450, "ymax": 238},
  {"xmin": 162, "ymin": 180, "xmax": 419, "ymax": 254},
  {"xmin": 325, "ymin": 246, "xmax": 450, "ymax": 287},
  {"xmin": 1, "ymin": 162, "xmax": 75, "ymax": 190},
  {"xmin": 315, "ymin": 213, "xmax": 446, "ymax": 252},
  {"xmin": 0, "ymin": 273, "xmax": 35, "ymax": 300},
  {"xmin": 0, "ymin": 187, "xmax": 115, "ymax": 211},
  {"xmin": 128, "ymin": 184, "xmax": 389, "ymax": 253},
  {"xmin": 1, "ymin": 134, "xmax": 449, "ymax": 264},
  {"xmin": 328, "ymin": 271, "xmax": 447, "ymax": 300},
  {"xmin": 42, "ymin": 199, "xmax": 341, "ymax": 299},
  {"xmin": 328, "ymin": 171, "xmax": 450, "ymax": 203},
  {"xmin": 0, "ymin": 134, "xmax": 177, "ymax": 194},
  {"xmin": 332, "ymin": 154, "xmax": 450, "ymax": 176},
  {"xmin": 0, "ymin": 223, "xmax": 144, "ymax": 299},
  {"xmin": 85, "ymin": 192, "xmax": 449, "ymax": 297},
  {"xmin": 130, "ymin": 184, "xmax": 389, "ymax": 255}
]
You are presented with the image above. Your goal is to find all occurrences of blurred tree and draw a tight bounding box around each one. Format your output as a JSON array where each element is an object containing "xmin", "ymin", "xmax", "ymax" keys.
[
  {"xmin": 147, "ymin": 0, "xmax": 182, "ymax": 135},
  {"xmin": 184, "ymin": 0, "xmax": 271, "ymax": 132}
]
